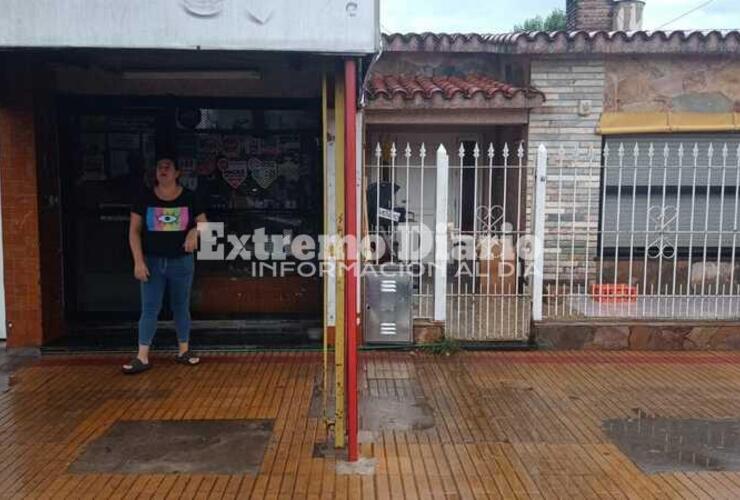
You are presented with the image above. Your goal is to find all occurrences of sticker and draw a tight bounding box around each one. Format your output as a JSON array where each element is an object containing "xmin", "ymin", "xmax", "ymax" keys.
[
  {"xmin": 261, "ymin": 137, "xmax": 279, "ymax": 156},
  {"xmin": 222, "ymin": 160, "xmax": 248, "ymax": 189},
  {"xmin": 250, "ymin": 158, "xmax": 278, "ymax": 189},
  {"xmin": 222, "ymin": 135, "xmax": 241, "ymax": 157},
  {"xmin": 197, "ymin": 158, "xmax": 216, "ymax": 176},
  {"xmin": 197, "ymin": 134, "xmax": 222, "ymax": 154},
  {"xmin": 216, "ymin": 157, "xmax": 230, "ymax": 172}
]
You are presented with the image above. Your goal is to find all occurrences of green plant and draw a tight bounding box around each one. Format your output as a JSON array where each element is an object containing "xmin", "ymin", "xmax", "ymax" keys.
[
  {"xmin": 418, "ymin": 338, "xmax": 462, "ymax": 356},
  {"xmin": 513, "ymin": 8, "xmax": 567, "ymax": 32}
]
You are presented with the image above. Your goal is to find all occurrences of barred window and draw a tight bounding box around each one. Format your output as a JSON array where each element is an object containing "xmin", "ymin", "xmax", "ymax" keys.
[{"xmin": 601, "ymin": 134, "xmax": 740, "ymax": 258}]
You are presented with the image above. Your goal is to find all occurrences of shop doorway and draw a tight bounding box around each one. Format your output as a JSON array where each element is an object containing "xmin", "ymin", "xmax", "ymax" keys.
[{"xmin": 57, "ymin": 96, "xmax": 323, "ymax": 348}]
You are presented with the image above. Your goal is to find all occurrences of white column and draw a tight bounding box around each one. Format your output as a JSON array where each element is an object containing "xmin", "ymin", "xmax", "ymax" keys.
[
  {"xmin": 532, "ymin": 144, "xmax": 548, "ymax": 321},
  {"xmin": 325, "ymin": 115, "xmax": 337, "ymax": 328},
  {"xmin": 356, "ymin": 110, "xmax": 363, "ymax": 317},
  {"xmin": 434, "ymin": 145, "xmax": 449, "ymax": 322}
]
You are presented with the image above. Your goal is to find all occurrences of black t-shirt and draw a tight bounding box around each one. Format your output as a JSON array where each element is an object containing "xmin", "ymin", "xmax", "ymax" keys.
[{"xmin": 132, "ymin": 187, "xmax": 205, "ymax": 257}]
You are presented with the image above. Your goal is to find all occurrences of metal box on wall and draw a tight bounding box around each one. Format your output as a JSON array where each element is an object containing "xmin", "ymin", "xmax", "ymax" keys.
[{"xmin": 363, "ymin": 265, "xmax": 412, "ymax": 344}]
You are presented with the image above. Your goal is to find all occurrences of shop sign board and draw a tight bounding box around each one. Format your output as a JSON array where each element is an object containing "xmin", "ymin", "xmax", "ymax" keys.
[{"xmin": 0, "ymin": 0, "xmax": 379, "ymax": 54}]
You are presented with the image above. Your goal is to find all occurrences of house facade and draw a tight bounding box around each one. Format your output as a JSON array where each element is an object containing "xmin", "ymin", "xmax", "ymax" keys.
[{"xmin": 366, "ymin": 0, "xmax": 740, "ymax": 349}]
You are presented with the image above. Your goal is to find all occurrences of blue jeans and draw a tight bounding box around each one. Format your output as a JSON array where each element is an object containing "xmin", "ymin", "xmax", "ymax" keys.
[{"xmin": 138, "ymin": 255, "xmax": 195, "ymax": 346}]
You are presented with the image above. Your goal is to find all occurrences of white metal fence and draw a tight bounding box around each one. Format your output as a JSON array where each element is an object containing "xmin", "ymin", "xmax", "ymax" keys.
[
  {"xmin": 364, "ymin": 138, "xmax": 740, "ymax": 342},
  {"xmin": 365, "ymin": 141, "xmax": 534, "ymax": 341},
  {"xmin": 541, "ymin": 138, "xmax": 740, "ymax": 321}
]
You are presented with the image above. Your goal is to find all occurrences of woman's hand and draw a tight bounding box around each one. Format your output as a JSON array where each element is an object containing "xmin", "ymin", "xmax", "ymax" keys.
[
  {"xmin": 183, "ymin": 229, "xmax": 199, "ymax": 253},
  {"xmin": 134, "ymin": 260, "xmax": 150, "ymax": 282}
]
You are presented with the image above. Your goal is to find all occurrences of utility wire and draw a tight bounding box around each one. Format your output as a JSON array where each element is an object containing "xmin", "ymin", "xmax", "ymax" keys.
[{"xmin": 656, "ymin": 0, "xmax": 716, "ymax": 30}]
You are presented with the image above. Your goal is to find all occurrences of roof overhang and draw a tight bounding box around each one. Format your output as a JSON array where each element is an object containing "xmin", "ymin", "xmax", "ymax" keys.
[
  {"xmin": 364, "ymin": 109, "xmax": 530, "ymax": 126},
  {"xmin": 366, "ymin": 92, "xmax": 544, "ymax": 111}
]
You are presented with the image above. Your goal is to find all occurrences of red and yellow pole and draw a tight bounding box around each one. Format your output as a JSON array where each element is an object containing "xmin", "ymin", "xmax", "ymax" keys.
[{"xmin": 344, "ymin": 58, "xmax": 359, "ymax": 462}]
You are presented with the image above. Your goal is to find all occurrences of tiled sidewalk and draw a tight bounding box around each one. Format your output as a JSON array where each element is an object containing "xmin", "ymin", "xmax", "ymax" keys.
[{"xmin": 1, "ymin": 350, "xmax": 740, "ymax": 498}]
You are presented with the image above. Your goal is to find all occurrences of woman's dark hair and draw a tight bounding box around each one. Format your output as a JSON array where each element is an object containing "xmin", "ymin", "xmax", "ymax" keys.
[
  {"xmin": 145, "ymin": 157, "xmax": 179, "ymax": 187},
  {"xmin": 156, "ymin": 157, "xmax": 179, "ymax": 170}
]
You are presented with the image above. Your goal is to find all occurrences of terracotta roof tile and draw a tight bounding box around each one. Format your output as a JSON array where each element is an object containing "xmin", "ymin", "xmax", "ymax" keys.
[
  {"xmin": 382, "ymin": 30, "xmax": 740, "ymax": 54},
  {"xmin": 367, "ymin": 74, "xmax": 542, "ymax": 101}
]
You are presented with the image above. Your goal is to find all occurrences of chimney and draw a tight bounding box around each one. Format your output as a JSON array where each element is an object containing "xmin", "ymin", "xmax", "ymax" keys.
[
  {"xmin": 566, "ymin": 0, "xmax": 614, "ymax": 31},
  {"xmin": 612, "ymin": 1, "xmax": 645, "ymax": 31}
]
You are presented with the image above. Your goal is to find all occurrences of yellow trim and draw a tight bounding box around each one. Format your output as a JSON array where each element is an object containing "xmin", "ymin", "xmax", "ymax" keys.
[
  {"xmin": 321, "ymin": 73, "xmax": 330, "ymax": 431},
  {"xmin": 334, "ymin": 72, "xmax": 346, "ymax": 449},
  {"xmin": 598, "ymin": 112, "xmax": 740, "ymax": 135}
]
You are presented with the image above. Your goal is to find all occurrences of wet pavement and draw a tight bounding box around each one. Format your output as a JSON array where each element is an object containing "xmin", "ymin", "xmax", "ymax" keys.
[
  {"xmin": 0, "ymin": 345, "xmax": 38, "ymax": 392},
  {"xmin": 604, "ymin": 410, "xmax": 740, "ymax": 473},
  {"xmin": 2, "ymin": 350, "xmax": 740, "ymax": 498}
]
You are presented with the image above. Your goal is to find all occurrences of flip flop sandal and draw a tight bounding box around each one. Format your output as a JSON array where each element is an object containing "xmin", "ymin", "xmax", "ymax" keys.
[
  {"xmin": 175, "ymin": 351, "xmax": 200, "ymax": 366},
  {"xmin": 122, "ymin": 358, "xmax": 151, "ymax": 375}
]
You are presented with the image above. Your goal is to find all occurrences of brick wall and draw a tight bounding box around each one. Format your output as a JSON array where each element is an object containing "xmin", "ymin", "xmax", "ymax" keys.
[
  {"xmin": 34, "ymin": 66, "xmax": 65, "ymax": 345},
  {"xmin": 566, "ymin": 0, "xmax": 614, "ymax": 31},
  {"xmin": 0, "ymin": 56, "xmax": 44, "ymax": 347},
  {"xmin": 527, "ymin": 58, "xmax": 605, "ymax": 281}
]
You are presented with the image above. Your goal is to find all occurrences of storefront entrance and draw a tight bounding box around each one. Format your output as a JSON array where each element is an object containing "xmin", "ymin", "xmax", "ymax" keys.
[{"xmin": 58, "ymin": 96, "xmax": 322, "ymax": 345}]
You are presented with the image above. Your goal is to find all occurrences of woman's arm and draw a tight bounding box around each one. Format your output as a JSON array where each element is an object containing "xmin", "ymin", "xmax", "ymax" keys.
[
  {"xmin": 184, "ymin": 213, "xmax": 208, "ymax": 253},
  {"xmin": 129, "ymin": 213, "xmax": 150, "ymax": 281}
]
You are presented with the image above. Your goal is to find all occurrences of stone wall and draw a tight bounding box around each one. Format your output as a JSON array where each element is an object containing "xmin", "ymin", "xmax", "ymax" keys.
[
  {"xmin": 371, "ymin": 53, "xmax": 525, "ymax": 87},
  {"xmin": 535, "ymin": 322, "xmax": 740, "ymax": 350},
  {"xmin": 605, "ymin": 57, "xmax": 740, "ymax": 113},
  {"xmin": 373, "ymin": 53, "xmax": 500, "ymax": 78},
  {"xmin": 527, "ymin": 58, "xmax": 605, "ymax": 280}
]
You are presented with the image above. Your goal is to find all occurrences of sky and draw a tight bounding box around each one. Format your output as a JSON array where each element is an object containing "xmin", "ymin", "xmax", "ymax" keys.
[{"xmin": 380, "ymin": 0, "xmax": 740, "ymax": 33}]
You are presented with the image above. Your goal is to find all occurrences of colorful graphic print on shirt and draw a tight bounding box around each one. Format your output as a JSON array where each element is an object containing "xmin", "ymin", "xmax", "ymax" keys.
[{"xmin": 146, "ymin": 206, "xmax": 190, "ymax": 232}]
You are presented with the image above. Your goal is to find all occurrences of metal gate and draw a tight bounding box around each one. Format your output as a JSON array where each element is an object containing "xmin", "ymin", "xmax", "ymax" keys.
[{"xmin": 364, "ymin": 141, "xmax": 536, "ymax": 341}]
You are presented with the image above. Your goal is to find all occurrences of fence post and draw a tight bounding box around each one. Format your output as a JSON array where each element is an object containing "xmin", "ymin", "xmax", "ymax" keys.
[
  {"xmin": 434, "ymin": 144, "xmax": 449, "ymax": 322},
  {"xmin": 532, "ymin": 144, "xmax": 548, "ymax": 321}
]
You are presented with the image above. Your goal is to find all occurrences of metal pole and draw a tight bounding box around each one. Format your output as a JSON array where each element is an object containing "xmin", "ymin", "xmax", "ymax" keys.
[
  {"xmin": 434, "ymin": 145, "xmax": 449, "ymax": 322},
  {"xmin": 344, "ymin": 58, "xmax": 359, "ymax": 463},
  {"xmin": 333, "ymin": 71, "xmax": 346, "ymax": 450},
  {"xmin": 532, "ymin": 144, "xmax": 547, "ymax": 321}
]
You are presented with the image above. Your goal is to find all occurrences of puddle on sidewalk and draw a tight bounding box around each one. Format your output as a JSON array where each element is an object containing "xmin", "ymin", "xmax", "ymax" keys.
[{"xmin": 604, "ymin": 410, "xmax": 740, "ymax": 473}]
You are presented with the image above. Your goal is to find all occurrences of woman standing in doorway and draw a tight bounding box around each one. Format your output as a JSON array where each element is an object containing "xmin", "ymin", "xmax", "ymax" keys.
[{"xmin": 123, "ymin": 158, "xmax": 206, "ymax": 374}]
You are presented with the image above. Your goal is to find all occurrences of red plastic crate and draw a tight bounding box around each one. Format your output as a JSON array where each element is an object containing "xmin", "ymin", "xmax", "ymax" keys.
[{"xmin": 590, "ymin": 283, "xmax": 638, "ymax": 303}]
